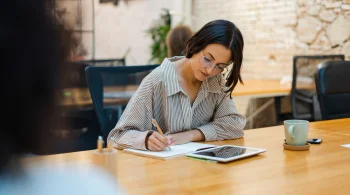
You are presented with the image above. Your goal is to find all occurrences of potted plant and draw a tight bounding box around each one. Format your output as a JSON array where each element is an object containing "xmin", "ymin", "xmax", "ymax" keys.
[{"xmin": 146, "ymin": 9, "xmax": 171, "ymax": 63}]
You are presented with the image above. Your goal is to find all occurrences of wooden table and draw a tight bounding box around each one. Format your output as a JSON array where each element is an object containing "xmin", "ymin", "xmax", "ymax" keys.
[
  {"xmin": 23, "ymin": 118, "xmax": 350, "ymax": 195},
  {"xmin": 233, "ymin": 79, "xmax": 293, "ymax": 97},
  {"xmin": 61, "ymin": 85, "xmax": 139, "ymax": 109},
  {"xmin": 233, "ymin": 80, "xmax": 314, "ymax": 128},
  {"xmin": 234, "ymin": 79, "xmax": 314, "ymax": 97}
]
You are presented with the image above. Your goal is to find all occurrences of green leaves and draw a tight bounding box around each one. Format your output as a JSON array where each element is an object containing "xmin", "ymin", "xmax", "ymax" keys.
[{"xmin": 146, "ymin": 9, "xmax": 171, "ymax": 63}]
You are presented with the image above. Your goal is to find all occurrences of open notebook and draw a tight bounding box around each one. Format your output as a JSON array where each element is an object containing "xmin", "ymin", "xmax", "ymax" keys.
[{"xmin": 123, "ymin": 142, "xmax": 216, "ymax": 159}]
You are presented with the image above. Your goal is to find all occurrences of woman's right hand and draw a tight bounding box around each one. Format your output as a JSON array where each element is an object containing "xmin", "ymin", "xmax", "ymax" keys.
[{"xmin": 146, "ymin": 132, "xmax": 170, "ymax": 151}]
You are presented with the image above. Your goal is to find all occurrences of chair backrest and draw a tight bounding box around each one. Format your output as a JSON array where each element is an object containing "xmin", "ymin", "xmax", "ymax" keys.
[
  {"xmin": 315, "ymin": 61, "xmax": 350, "ymax": 120},
  {"xmin": 85, "ymin": 65, "xmax": 159, "ymax": 141},
  {"xmin": 291, "ymin": 55, "xmax": 345, "ymax": 120},
  {"xmin": 81, "ymin": 58, "xmax": 126, "ymax": 66}
]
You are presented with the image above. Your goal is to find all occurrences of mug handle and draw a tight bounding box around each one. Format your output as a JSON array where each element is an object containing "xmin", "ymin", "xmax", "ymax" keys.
[{"xmin": 288, "ymin": 125, "xmax": 295, "ymax": 139}]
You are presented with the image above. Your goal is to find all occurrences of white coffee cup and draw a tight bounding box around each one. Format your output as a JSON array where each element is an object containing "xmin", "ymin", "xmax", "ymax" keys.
[{"xmin": 284, "ymin": 120, "xmax": 309, "ymax": 146}]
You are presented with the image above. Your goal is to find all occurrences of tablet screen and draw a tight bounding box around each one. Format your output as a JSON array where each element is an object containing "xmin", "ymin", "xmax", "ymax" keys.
[{"xmin": 193, "ymin": 146, "xmax": 258, "ymax": 159}]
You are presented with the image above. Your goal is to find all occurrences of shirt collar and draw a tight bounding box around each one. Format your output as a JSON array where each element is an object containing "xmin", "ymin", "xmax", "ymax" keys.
[{"xmin": 161, "ymin": 57, "xmax": 182, "ymax": 97}]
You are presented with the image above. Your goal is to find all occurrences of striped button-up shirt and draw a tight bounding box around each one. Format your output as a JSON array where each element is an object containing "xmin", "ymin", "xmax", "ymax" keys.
[{"xmin": 108, "ymin": 57, "xmax": 246, "ymax": 150}]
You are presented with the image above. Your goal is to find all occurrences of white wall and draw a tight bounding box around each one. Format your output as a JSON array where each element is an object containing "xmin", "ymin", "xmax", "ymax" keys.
[
  {"xmin": 82, "ymin": 0, "xmax": 176, "ymax": 65},
  {"xmin": 170, "ymin": 0, "xmax": 192, "ymax": 28}
]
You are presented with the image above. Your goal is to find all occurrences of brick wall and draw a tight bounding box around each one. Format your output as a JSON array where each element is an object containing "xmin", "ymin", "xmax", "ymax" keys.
[
  {"xmin": 61, "ymin": 0, "xmax": 349, "ymax": 75},
  {"xmin": 192, "ymin": 0, "xmax": 350, "ymax": 80},
  {"xmin": 192, "ymin": 0, "xmax": 297, "ymax": 80},
  {"xmin": 295, "ymin": 0, "xmax": 350, "ymax": 58}
]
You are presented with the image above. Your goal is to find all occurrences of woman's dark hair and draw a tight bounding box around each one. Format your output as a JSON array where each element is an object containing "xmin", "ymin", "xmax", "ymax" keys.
[
  {"xmin": 166, "ymin": 25, "xmax": 193, "ymax": 57},
  {"xmin": 0, "ymin": 0, "xmax": 73, "ymax": 173},
  {"xmin": 184, "ymin": 19, "xmax": 244, "ymax": 98}
]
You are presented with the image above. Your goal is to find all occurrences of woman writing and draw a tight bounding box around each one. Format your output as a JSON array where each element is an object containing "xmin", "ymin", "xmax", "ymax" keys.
[{"xmin": 108, "ymin": 20, "xmax": 246, "ymax": 151}]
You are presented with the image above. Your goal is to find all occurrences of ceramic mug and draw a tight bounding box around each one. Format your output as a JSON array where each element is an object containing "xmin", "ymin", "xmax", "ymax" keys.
[{"xmin": 284, "ymin": 120, "xmax": 309, "ymax": 146}]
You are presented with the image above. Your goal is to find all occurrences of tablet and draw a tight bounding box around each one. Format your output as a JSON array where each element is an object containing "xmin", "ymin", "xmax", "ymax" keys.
[{"xmin": 186, "ymin": 145, "xmax": 267, "ymax": 162}]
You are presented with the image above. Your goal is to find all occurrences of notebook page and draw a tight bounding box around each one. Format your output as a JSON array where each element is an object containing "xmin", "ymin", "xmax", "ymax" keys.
[
  {"xmin": 175, "ymin": 142, "xmax": 215, "ymax": 151},
  {"xmin": 123, "ymin": 142, "xmax": 216, "ymax": 159}
]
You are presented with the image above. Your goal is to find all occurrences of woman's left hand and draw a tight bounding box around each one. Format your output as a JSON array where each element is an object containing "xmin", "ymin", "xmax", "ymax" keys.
[
  {"xmin": 166, "ymin": 129, "xmax": 205, "ymax": 145},
  {"xmin": 166, "ymin": 132, "xmax": 192, "ymax": 145}
]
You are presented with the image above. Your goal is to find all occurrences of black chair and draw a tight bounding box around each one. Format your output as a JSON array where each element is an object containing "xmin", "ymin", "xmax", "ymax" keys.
[
  {"xmin": 290, "ymin": 55, "xmax": 345, "ymax": 121},
  {"xmin": 315, "ymin": 61, "xmax": 350, "ymax": 120},
  {"xmin": 85, "ymin": 65, "xmax": 159, "ymax": 142},
  {"xmin": 81, "ymin": 58, "xmax": 126, "ymax": 66},
  {"xmin": 33, "ymin": 62, "xmax": 102, "ymax": 155}
]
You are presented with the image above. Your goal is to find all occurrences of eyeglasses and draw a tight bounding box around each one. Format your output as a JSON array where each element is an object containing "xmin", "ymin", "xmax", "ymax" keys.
[{"xmin": 199, "ymin": 51, "xmax": 232, "ymax": 74}]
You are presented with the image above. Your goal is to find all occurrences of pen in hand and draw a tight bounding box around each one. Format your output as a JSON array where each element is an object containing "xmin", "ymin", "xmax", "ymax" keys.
[{"xmin": 151, "ymin": 119, "xmax": 172, "ymax": 151}]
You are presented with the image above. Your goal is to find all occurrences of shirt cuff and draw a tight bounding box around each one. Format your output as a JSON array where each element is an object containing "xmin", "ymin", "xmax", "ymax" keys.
[
  {"xmin": 131, "ymin": 130, "xmax": 152, "ymax": 150},
  {"xmin": 196, "ymin": 124, "xmax": 217, "ymax": 141}
]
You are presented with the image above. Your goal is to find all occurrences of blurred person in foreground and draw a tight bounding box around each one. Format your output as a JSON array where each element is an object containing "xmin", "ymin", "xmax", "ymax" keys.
[
  {"xmin": 166, "ymin": 25, "xmax": 193, "ymax": 57},
  {"xmin": 0, "ymin": 0, "xmax": 123, "ymax": 194}
]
